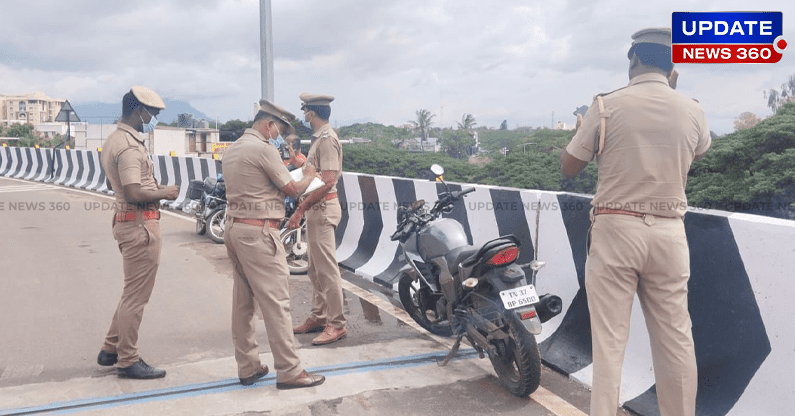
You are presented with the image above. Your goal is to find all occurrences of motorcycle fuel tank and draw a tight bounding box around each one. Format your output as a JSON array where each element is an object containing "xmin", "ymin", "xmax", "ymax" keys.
[{"xmin": 418, "ymin": 218, "xmax": 469, "ymax": 262}]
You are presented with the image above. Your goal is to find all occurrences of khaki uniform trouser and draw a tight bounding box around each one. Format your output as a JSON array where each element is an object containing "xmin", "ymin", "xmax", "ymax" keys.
[
  {"xmin": 102, "ymin": 217, "xmax": 162, "ymax": 368},
  {"xmin": 225, "ymin": 220, "xmax": 303, "ymax": 382},
  {"xmin": 586, "ymin": 213, "xmax": 697, "ymax": 416},
  {"xmin": 305, "ymin": 199, "xmax": 346, "ymax": 329}
]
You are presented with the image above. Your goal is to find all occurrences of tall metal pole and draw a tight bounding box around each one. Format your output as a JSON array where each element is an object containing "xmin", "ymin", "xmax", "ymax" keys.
[{"xmin": 260, "ymin": 0, "xmax": 274, "ymax": 102}]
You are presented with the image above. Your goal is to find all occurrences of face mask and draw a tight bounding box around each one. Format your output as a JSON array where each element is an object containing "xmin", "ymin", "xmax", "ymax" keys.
[
  {"xmin": 270, "ymin": 134, "xmax": 285, "ymax": 149},
  {"xmin": 302, "ymin": 113, "xmax": 314, "ymax": 130},
  {"xmin": 141, "ymin": 108, "xmax": 158, "ymax": 134}
]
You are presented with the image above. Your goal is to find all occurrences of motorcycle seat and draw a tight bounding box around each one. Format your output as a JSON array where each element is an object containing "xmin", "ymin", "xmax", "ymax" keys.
[
  {"xmin": 458, "ymin": 235, "xmax": 522, "ymax": 271},
  {"xmin": 445, "ymin": 245, "xmax": 480, "ymax": 275}
]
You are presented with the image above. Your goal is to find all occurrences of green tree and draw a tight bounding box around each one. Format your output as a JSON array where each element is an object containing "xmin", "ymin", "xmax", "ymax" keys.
[
  {"xmin": 457, "ymin": 114, "xmax": 477, "ymax": 130},
  {"xmin": 409, "ymin": 109, "xmax": 435, "ymax": 152},
  {"xmin": 218, "ymin": 119, "xmax": 253, "ymax": 142},
  {"xmin": 688, "ymin": 102, "xmax": 795, "ymax": 219},
  {"xmin": 1, "ymin": 123, "xmax": 37, "ymax": 146},
  {"xmin": 764, "ymin": 73, "xmax": 795, "ymax": 113},
  {"xmin": 440, "ymin": 128, "xmax": 475, "ymax": 160}
]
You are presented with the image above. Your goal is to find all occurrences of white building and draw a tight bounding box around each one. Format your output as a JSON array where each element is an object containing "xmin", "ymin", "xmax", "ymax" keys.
[
  {"xmin": 555, "ymin": 121, "xmax": 576, "ymax": 131},
  {"xmin": 144, "ymin": 126, "xmax": 220, "ymax": 156},
  {"xmin": 406, "ymin": 137, "xmax": 441, "ymax": 152},
  {"xmin": 71, "ymin": 124, "xmax": 219, "ymax": 156}
]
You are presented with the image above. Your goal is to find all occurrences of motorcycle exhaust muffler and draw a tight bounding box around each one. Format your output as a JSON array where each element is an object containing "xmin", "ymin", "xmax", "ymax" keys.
[{"xmin": 536, "ymin": 294, "xmax": 562, "ymax": 323}]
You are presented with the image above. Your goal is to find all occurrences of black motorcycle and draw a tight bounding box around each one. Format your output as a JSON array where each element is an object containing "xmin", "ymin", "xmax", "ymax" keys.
[
  {"xmin": 186, "ymin": 174, "xmax": 227, "ymax": 244},
  {"xmin": 279, "ymin": 196, "xmax": 309, "ymax": 274},
  {"xmin": 391, "ymin": 164, "xmax": 562, "ymax": 397}
]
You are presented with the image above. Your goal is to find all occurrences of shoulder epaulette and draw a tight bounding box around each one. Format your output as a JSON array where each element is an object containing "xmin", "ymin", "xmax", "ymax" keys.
[{"xmin": 593, "ymin": 86, "xmax": 629, "ymax": 101}]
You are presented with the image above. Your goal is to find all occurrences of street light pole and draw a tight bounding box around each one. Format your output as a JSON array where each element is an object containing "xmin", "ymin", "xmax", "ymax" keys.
[{"xmin": 260, "ymin": 0, "xmax": 274, "ymax": 102}]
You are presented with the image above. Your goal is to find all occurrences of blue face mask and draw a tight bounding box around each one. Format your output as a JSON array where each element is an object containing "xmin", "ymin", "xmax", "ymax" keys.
[
  {"xmin": 141, "ymin": 108, "xmax": 158, "ymax": 134},
  {"xmin": 270, "ymin": 135, "xmax": 285, "ymax": 149},
  {"xmin": 302, "ymin": 113, "xmax": 314, "ymax": 130}
]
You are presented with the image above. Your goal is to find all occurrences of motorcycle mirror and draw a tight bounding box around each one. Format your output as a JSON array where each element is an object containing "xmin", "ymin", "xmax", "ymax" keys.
[
  {"xmin": 529, "ymin": 261, "xmax": 546, "ymax": 271},
  {"xmin": 430, "ymin": 164, "xmax": 444, "ymax": 177}
]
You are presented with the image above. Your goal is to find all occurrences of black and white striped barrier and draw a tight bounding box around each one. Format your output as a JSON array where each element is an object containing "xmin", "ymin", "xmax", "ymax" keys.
[
  {"xmin": 1, "ymin": 147, "xmax": 792, "ymax": 416},
  {"xmin": 0, "ymin": 146, "xmax": 54, "ymax": 182},
  {"xmin": 333, "ymin": 171, "xmax": 794, "ymax": 416},
  {"xmin": 149, "ymin": 154, "xmax": 222, "ymax": 208},
  {"xmin": 1, "ymin": 146, "xmax": 221, "ymax": 204},
  {"xmin": 49, "ymin": 149, "xmax": 109, "ymax": 192}
]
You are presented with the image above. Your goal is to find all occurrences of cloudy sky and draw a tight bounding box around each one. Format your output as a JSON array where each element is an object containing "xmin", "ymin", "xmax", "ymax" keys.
[{"xmin": 1, "ymin": 0, "xmax": 793, "ymax": 134}]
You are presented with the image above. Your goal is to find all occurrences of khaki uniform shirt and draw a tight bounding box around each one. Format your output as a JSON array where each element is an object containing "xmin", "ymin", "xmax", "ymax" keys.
[
  {"xmin": 306, "ymin": 123, "xmax": 343, "ymax": 194},
  {"xmin": 223, "ymin": 128, "xmax": 291, "ymax": 219},
  {"xmin": 100, "ymin": 123, "xmax": 159, "ymax": 213},
  {"xmin": 566, "ymin": 73, "xmax": 711, "ymax": 218}
]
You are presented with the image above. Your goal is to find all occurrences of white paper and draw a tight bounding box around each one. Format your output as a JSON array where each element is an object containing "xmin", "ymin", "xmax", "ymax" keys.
[{"xmin": 290, "ymin": 169, "xmax": 325, "ymax": 196}]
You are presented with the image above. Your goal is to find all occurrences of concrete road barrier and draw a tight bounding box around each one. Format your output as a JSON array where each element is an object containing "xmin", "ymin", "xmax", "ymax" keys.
[
  {"xmin": 1, "ymin": 147, "xmax": 793, "ymax": 416},
  {"xmin": 333, "ymin": 171, "xmax": 795, "ymax": 416}
]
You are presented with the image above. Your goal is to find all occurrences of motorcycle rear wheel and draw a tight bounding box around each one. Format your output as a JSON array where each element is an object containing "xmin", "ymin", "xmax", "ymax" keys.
[
  {"xmin": 280, "ymin": 224, "xmax": 309, "ymax": 275},
  {"xmin": 488, "ymin": 314, "xmax": 541, "ymax": 397},
  {"xmin": 207, "ymin": 208, "xmax": 226, "ymax": 244},
  {"xmin": 398, "ymin": 273, "xmax": 453, "ymax": 337}
]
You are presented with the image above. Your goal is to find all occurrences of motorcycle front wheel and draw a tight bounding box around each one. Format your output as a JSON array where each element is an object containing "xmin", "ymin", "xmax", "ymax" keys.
[
  {"xmin": 280, "ymin": 224, "xmax": 309, "ymax": 275},
  {"xmin": 207, "ymin": 208, "xmax": 226, "ymax": 244},
  {"xmin": 488, "ymin": 313, "xmax": 541, "ymax": 397},
  {"xmin": 398, "ymin": 273, "xmax": 453, "ymax": 337}
]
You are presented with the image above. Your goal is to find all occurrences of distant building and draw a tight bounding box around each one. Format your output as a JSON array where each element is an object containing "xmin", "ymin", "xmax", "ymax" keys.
[
  {"xmin": 555, "ymin": 121, "xmax": 575, "ymax": 131},
  {"xmin": 340, "ymin": 137, "xmax": 372, "ymax": 145},
  {"xmin": 177, "ymin": 112, "xmax": 211, "ymax": 129},
  {"xmin": 67, "ymin": 124, "xmax": 218, "ymax": 157},
  {"xmin": 0, "ymin": 92, "xmax": 65, "ymax": 127},
  {"xmin": 405, "ymin": 137, "xmax": 441, "ymax": 152}
]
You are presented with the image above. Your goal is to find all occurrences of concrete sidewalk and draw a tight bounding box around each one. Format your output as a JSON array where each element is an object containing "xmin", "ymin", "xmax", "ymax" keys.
[{"xmin": 0, "ymin": 338, "xmax": 493, "ymax": 415}]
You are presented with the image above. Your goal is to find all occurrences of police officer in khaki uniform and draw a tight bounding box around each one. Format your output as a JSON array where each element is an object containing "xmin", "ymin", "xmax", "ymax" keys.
[
  {"xmin": 223, "ymin": 100, "xmax": 325, "ymax": 389},
  {"xmin": 97, "ymin": 86, "xmax": 179, "ymax": 379},
  {"xmin": 560, "ymin": 28, "xmax": 711, "ymax": 416},
  {"xmin": 288, "ymin": 93, "xmax": 347, "ymax": 345}
]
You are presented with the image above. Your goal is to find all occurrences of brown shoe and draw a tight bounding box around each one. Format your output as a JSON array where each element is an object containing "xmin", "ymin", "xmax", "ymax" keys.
[
  {"xmin": 276, "ymin": 370, "xmax": 325, "ymax": 390},
  {"xmin": 239, "ymin": 365, "xmax": 269, "ymax": 386},
  {"xmin": 312, "ymin": 326, "xmax": 347, "ymax": 345},
  {"xmin": 293, "ymin": 317, "xmax": 326, "ymax": 334}
]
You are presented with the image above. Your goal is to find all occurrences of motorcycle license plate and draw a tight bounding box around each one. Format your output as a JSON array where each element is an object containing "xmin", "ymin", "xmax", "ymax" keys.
[{"xmin": 499, "ymin": 284, "xmax": 539, "ymax": 310}]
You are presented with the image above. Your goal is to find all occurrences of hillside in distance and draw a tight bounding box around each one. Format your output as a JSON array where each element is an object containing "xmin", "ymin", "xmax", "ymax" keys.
[{"xmin": 71, "ymin": 99, "xmax": 210, "ymax": 124}]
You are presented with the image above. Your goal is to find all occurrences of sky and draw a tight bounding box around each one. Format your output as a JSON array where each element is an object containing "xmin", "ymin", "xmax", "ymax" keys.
[{"xmin": 1, "ymin": 0, "xmax": 794, "ymax": 135}]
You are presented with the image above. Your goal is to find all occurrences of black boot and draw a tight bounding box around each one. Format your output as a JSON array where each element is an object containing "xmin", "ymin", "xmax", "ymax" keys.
[
  {"xmin": 97, "ymin": 350, "xmax": 118, "ymax": 366},
  {"xmin": 117, "ymin": 359, "xmax": 166, "ymax": 379}
]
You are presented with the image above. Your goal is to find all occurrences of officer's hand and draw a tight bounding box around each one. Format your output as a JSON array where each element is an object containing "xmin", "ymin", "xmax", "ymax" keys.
[
  {"xmin": 287, "ymin": 211, "xmax": 303, "ymax": 230},
  {"xmin": 668, "ymin": 69, "xmax": 679, "ymax": 90},
  {"xmin": 165, "ymin": 185, "xmax": 180, "ymax": 200},
  {"xmin": 302, "ymin": 163, "xmax": 316, "ymax": 177}
]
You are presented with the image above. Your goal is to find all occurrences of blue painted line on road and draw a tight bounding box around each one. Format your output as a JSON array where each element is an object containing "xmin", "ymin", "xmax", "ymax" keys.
[{"xmin": 0, "ymin": 349, "xmax": 479, "ymax": 416}]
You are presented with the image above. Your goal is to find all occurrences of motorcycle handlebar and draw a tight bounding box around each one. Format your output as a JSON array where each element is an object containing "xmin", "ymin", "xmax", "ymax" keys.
[
  {"xmin": 454, "ymin": 187, "xmax": 476, "ymax": 198},
  {"xmin": 393, "ymin": 187, "xmax": 476, "ymax": 239}
]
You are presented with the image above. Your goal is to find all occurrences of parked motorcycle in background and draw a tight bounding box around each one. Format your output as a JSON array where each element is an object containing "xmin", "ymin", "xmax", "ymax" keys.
[
  {"xmin": 185, "ymin": 174, "xmax": 227, "ymax": 244},
  {"xmin": 392, "ymin": 164, "xmax": 563, "ymax": 397},
  {"xmin": 280, "ymin": 196, "xmax": 309, "ymax": 274},
  {"xmin": 279, "ymin": 140, "xmax": 310, "ymax": 275}
]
